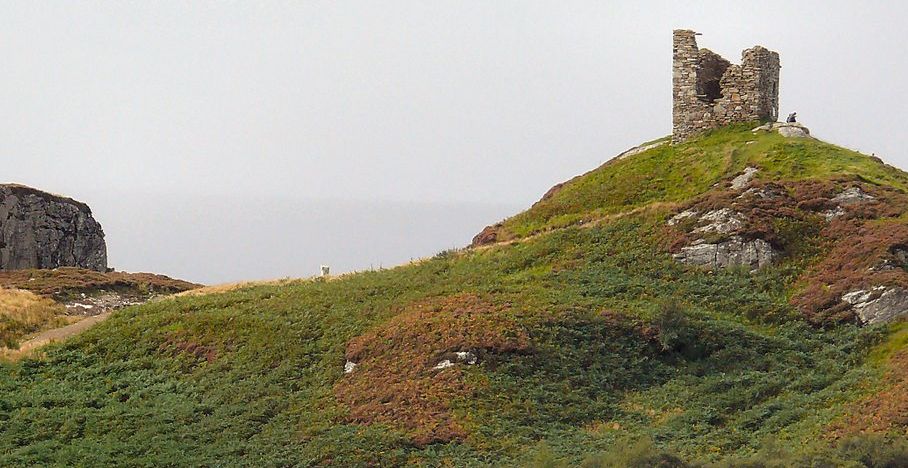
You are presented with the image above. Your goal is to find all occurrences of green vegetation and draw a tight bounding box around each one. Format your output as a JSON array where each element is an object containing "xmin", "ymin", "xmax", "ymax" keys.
[
  {"xmin": 490, "ymin": 124, "xmax": 908, "ymax": 241},
  {"xmin": 1, "ymin": 126, "xmax": 907, "ymax": 465}
]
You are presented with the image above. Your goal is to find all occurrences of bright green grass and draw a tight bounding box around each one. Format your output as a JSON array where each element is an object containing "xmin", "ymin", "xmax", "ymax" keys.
[{"xmin": 498, "ymin": 125, "xmax": 908, "ymax": 239}]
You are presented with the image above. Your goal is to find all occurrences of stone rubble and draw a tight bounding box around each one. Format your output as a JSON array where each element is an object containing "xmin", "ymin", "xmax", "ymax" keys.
[
  {"xmin": 431, "ymin": 351, "xmax": 478, "ymax": 371},
  {"xmin": 823, "ymin": 187, "xmax": 876, "ymax": 220},
  {"xmin": 831, "ymin": 187, "xmax": 875, "ymax": 204},
  {"xmin": 62, "ymin": 291, "xmax": 169, "ymax": 317},
  {"xmin": 752, "ymin": 122, "xmax": 812, "ymax": 138},
  {"xmin": 667, "ymin": 209, "xmax": 698, "ymax": 226}
]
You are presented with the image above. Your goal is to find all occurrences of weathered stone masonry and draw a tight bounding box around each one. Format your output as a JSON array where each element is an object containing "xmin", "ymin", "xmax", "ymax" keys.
[{"xmin": 672, "ymin": 30, "xmax": 780, "ymax": 144}]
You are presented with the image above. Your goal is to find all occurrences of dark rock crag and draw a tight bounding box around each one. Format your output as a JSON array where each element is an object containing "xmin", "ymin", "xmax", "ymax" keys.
[{"xmin": 0, "ymin": 184, "xmax": 107, "ymax": 271}]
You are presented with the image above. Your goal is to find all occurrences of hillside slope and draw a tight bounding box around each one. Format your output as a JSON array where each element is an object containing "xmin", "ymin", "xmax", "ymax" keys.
[
  {"xmin": 2, "ymin": 125, "xmax": 908, "ymax": 466},
  {"xmin": 0, "ymin": 268, "xmax": 199, "ymax": 353}
]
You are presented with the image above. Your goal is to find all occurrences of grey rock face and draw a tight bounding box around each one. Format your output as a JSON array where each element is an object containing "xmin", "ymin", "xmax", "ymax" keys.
[
  {"xmin": 730, "ymin": 167, "xmax": 759, "ymax": 190},
  {"xmin": 752, "ymin": 122, "xmax": 811, "ymax": 138},
  {"xmin": 831, "ymin": 187, "xmax": 875, "ymax": 204},
  {"xmin": 823, "ymin": 187, "xmax": 875, "ymax": 220},
  {"xmin": 842, "ymin": 286, "xmax": 908, "ymax": 325},
  {"xmin": 0, "ymin": 185, "xmax": 107, "ymax": 271},
  {"xmin": 673, "ymin": 236, "xmax": 776, "ymax": 271},
  {"xmin": 616, "ymin": 139, "xmax": 668, "ymax": 160},
  {"xmin": 691, "ymin": 208, "xmax": 746, "ymax": 235}
]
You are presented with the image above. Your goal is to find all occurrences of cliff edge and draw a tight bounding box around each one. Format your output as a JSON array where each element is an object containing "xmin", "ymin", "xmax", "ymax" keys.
[{"xmin": 0, "ymin": 184, "xmax": 107, "ymax": 271}]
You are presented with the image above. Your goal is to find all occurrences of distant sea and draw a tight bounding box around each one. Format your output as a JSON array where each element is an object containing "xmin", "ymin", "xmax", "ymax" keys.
[{"xmin": 83, "ymin": 191, "xmax": 521, "ymax": 285}]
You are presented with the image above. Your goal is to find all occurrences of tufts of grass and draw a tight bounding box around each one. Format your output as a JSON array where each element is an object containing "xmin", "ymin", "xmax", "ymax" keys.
[{"xmin": 0, "ymin": 288, "xmax": 67, "ymax": 348}]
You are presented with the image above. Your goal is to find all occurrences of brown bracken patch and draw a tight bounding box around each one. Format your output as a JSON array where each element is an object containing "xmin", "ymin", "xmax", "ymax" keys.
[
  {"xmin": 159, "ymin": 334, "xmax": 219, "ymax": 363},
  {"xmin": 793, "ymin": 221, "xmax": 908, "ymax": 324},
  {"xmin": 828, "ymin": 348, "xmax": 908, "ymax": 438},
  {"xmin": 333, "ymin": 294, "xmax": 531, "ymax": 446},
  {"xmin": 0, "ymin": 267, "xmax": 200, "ymax": 299}
]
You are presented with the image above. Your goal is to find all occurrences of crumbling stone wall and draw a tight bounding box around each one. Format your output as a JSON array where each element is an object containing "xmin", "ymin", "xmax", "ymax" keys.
[{"xmin": 672, "ymin": 30, "xmax": 780, "ymax": 144}]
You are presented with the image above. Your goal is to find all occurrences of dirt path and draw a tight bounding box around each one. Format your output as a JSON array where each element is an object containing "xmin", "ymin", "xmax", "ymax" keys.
[
  {"xmin": 8, "ymin": 312, "xmax": 112, "ymax": 358},
  {"xmin": 474, "ymin": 201, "xmax": 680, "ymax": 252}
]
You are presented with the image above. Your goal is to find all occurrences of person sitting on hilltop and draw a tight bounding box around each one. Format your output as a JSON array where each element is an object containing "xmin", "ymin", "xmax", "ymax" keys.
[{"xmin": 786, "ymin": 112, "xmax": 797, "ymax": 123}]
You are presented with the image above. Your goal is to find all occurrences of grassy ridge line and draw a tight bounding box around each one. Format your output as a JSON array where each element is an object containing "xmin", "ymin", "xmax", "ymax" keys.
[{"xmin": 491, "ymin": 124, "xmax": 908, "ymax": 242}]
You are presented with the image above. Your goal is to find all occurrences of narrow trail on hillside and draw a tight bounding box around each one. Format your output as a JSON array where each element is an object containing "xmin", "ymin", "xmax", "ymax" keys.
[
  {"xmin": 475, "ymin": 201, "xmax": 680, "ymax": 251},
  {"xmin": 11, "ymin": 312, "xmax": 112, "ymax": 357}
]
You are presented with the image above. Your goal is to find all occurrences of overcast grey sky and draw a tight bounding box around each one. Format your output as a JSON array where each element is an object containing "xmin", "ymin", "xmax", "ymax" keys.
[{"xmin": 3, "ymin": 1, "xmax": 906, "ymax": 283}]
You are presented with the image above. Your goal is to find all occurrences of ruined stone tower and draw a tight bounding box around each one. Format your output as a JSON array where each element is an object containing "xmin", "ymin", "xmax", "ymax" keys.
[{"xmin": 672, "ymin": 30, "xmax": 780, "ymax": 144}]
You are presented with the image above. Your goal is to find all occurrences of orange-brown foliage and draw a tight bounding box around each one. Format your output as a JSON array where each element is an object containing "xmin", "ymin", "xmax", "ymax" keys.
[
  {"xmin": 793, "ymin": 221, "xmax": 908, "ymax": 324},
  {"xmin": 159, "ymin": 334, "xmax": 219, "ymax": 363},
  {"xmin": 829, "ymin": 348, "xmax": 908, "ymax": 438},
  {"xmin": 0, "ymin": 267, "xmax": 199, "ymax": 298},
  {"xmin": 334, "ymin": 294, "xmax": 531, "ymax": 446}
]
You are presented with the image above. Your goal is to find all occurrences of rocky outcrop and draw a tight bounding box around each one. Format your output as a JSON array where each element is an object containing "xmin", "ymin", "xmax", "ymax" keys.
[
  {"xmin": 842, "ymin": 286, "xmax": 908, "ymax": 325},
  {"xmin": 673, "ymin": 237, "xmax": 777, "ymax": 271},
  {"xmin": 472, "ymin": 223, "xmax": 502, "ymax": 247},
  {"xmin": 730, "ymin": 167, "xmax": 759, "ymax": 190},
  {"xmin": 0, "ymin": 185, "xmax": 107, "ymax": 271},
  {"xmin": 752, "ymin": 122, "xmax": 811, "ymax": 138},
  {"xmin": 616, "ymin": 139, "xmax": 668, "ymax": 160}
]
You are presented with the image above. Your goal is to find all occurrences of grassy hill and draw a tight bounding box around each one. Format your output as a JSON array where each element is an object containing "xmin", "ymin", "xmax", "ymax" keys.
[{"xmin": 2, "ymin": 125, "xmax": 908, "ymax": 466}]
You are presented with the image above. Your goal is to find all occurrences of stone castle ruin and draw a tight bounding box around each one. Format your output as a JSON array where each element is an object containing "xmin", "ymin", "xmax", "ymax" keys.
[{"xmin": 672, "ymin": 30, "xmax": 780, "ymax": 144}]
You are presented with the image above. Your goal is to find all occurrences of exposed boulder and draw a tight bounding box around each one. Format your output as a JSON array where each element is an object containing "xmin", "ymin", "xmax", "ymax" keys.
[
  {"xmin": 471, "ymin": 223, "xmax": 501, "ymax": 247},
  {"xmin": 730, "ymin": 167, "xmax": 759, "ymax": 190},
  {"xmin": 752, "ymin": 122, "xmax": 811, "ymax": 138},
  {"xmin": 823, "ymin": 187, "xmax": 876, "ymax": 220},
  {"xmin": 616, "ymin": 139, "xmax": 668, "ymax": 160},
  {"xmin": 842, "ymin": 286, "xmax": 908, "ymax": 325},
  {"xmin": 691, "ymin": 208, "xmax": 746, "ymax": 235},
  {"xmin": 831, "ymin": 187, "xmax": 875, "ymax": 204},
  {"xmin": 673, "ymin": 236, "xmax": 777, "ymax": 271},
  {"xmin": 0, "ymin": 185, "xmax": 107, "ymax": 271}
]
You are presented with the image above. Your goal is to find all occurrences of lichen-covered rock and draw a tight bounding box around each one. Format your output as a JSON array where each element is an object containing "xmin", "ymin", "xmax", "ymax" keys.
[
  {"xmin": 752, "ymin": 122, "xmax": 811, "ymax": 138},
  {"xmin": 673, "ymin": 236, "xmax": 776, "ymax": 271},
  {"xmin": 0, "ymin": 185, "xmax": 107, "ymax": 271},
  {"xmin": 831, "ymin": 187, "xmax": 875, "ymax": 204},
  {"xmin": 692, "ymin": 208, "xmax": 746, "ymax": 235},
  {"xmin": 842, "ymin": 286, "xmax": 908, "ymax": 325},
  {"xmin": 822, "ymin": 187, "xmax": 876, "ymax": 220},
  {"xmin": 730, "ymin": 167, "xmax": 759, "ymax": 190}
]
